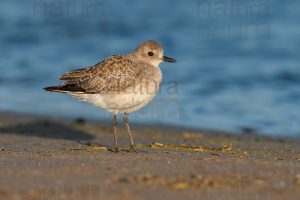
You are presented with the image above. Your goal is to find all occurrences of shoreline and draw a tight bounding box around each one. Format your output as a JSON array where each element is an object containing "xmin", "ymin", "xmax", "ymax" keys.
[
  {"xmin": 1, "ymin": 112, "xmax": 300, "ymax": 200},
  {"xmin": 0, "ymin": 110, "xmax": 298, "ymax": 140}
]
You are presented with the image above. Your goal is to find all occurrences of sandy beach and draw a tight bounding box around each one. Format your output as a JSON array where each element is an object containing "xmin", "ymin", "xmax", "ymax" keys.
[{"xmin": 0, "ymin": 112, "xmax": 300, "ymax": 200}]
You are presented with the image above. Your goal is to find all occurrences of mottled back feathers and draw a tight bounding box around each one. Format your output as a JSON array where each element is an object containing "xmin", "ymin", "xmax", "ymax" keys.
[{"xmin": 58, "ymin": 55, "xmax": 142, "ymax": 94}]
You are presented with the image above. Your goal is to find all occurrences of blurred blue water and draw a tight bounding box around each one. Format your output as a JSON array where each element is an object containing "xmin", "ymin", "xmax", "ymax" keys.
[{"xmin": 0, "ymin": 0, "xmax": 299, "ymax": 136}]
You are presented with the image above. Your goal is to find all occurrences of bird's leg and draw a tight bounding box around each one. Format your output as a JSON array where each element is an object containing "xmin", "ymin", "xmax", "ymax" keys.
[
  {"xmin": 123, "ymin": 112, "xmax": 138, "ymax": 152},
  {"xmin": 112, "ymin": 114, "xmax": 119, "ymax": 152}
]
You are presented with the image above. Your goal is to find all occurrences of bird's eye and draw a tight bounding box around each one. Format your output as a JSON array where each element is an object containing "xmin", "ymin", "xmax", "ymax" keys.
[{"xmin": 148, "ymin": 52, "xmax": 154, "ymax": 56}]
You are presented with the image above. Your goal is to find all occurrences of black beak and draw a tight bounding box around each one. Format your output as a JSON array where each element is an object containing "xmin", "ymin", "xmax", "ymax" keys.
[{"xmin": 162, "ymin": 56, "xmax": 176, "ymax": 63}]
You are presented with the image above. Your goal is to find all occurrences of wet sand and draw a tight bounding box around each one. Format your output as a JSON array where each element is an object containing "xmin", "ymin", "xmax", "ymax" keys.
[{"xmin": 0, "ymin": 112, "xmax": 300, "ymax": 200}]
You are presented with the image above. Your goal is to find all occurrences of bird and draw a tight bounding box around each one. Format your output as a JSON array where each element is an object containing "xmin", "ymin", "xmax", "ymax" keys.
[{"xmin": 44, "ymin": 40, "xmax": 176, "ymax": 152}]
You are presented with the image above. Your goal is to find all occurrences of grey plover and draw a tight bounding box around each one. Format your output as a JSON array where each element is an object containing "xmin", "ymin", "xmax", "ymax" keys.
[{"xmin": 44, "ymin": 40, "xmax": 176, "ymax": 152}]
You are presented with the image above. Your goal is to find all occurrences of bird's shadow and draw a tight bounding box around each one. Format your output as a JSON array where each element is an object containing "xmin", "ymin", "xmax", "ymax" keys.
[{"xmin": 0, "ymin": 120, "xmax": 95, "ymax": 141}]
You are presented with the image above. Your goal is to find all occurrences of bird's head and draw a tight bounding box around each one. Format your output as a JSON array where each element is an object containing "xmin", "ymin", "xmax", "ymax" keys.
[{"xmin": 132, "ymin": 40, "xmax": 176, "ymax": 67}]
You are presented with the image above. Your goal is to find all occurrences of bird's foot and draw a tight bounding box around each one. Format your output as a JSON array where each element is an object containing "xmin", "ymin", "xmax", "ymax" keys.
[
  {"xmin": 108, "ymin": 145, "xmax": 120, "ymax": 153},
  {"xmin": 129, "ymin": 144, "xmax": 139, "ymax": 153}
]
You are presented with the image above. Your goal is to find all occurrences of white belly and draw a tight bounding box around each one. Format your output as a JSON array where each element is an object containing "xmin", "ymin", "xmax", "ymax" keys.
[
  {"xmin": 74, "ymin": 92, "xmax": 156, "ymax": 114},
  {"xmin": 73, "ymin": 82, "xmax": 159, "ymax": 114}
]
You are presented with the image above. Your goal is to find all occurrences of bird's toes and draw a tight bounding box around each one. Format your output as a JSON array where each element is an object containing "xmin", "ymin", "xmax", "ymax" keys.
[
  {"xmin": 129, "ymin": 144, "xmax": 139, "ymax": 153},
  {"xmin": 108, "ymin": 145, "xmax": 121, "ymax": 153}
]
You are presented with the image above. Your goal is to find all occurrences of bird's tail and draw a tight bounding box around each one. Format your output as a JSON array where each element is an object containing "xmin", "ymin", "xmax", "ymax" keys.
[
  {"xmin": 44, "ymin": 84, "xmax": 86, "ymax": 94},
  {"xmin": 43, "ymin": 86, "xmax": 69, "ymax": 93}
]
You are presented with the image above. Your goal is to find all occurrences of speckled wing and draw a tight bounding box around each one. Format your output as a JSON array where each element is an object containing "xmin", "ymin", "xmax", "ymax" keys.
[{"xmin": 60, "ymin": 55, "xmax": 141, "ymax": 94}]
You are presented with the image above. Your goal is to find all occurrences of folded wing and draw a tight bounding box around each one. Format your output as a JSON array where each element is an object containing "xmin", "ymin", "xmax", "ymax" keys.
[{"xmin": 55, "ymin": 55, "xmax": 141, "ymax": 94}]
